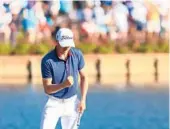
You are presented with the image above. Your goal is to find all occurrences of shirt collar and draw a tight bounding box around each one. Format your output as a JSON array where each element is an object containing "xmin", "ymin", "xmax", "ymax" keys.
[{"xmin": 54, "ymin": 47, "xmax": 72, "ymax": 61}]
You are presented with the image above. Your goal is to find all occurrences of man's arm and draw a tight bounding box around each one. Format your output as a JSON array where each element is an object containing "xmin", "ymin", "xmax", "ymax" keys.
[
  {"xmin": 78, "ymin": 66, "xmax": 88, "ymax": 112},
  {"xmin": 42, "ymin": 76, "xmax": 74, "ymax": 94},
  {"xmin": 41, "ymin": 57, "xmax": 74, "ymax": 94}
]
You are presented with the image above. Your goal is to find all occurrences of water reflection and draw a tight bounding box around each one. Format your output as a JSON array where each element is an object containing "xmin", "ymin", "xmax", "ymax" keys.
[
  {"xmin": 125, "ymin": 59, "xmax": 131, "ymax": 86},
  {"xmin": 125, "ymin": 73, "xmax": 131, "ymax": 86},
  {"xmin": 0, "ymin": 72, "xmax": 165, "ymax": 89},
  {"xmin": 95, "ymin": 58, "xmax": 101, "ymax": 84},
  {"xmin": 154, "ymin": 58, "xmax": 159, "ymax": 83},
  {"xmin": 154, "ymin": 73, "xmax": 159, "ymax": 83},
  {"xmin": 27, "ymin": 60, "xmax": 32, "ymax": 83}
]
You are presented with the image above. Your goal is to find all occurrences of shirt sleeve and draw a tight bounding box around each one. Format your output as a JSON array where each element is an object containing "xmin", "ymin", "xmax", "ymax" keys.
[
  {"xmin": 41, "ymin": 59, "xmax": 52, "ymax": 78},
  {"xmin": 78, "ymin": 50, "xmax": 85, "ymax": 71}
]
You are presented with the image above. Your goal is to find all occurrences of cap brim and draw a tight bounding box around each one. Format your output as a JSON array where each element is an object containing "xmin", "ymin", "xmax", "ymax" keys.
[{"xmin": 59, "ymin": 40, "xmax": 75, "ymax": 47}]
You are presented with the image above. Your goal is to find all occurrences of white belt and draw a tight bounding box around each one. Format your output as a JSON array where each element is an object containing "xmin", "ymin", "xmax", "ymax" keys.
[{"xmin": 48, "ymin": 95, "xmax": 77, "ymax": 103}]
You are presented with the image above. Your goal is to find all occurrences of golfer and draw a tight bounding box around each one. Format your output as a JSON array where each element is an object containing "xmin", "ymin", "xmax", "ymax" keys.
[{"xmin": 40, "ymin": 28, "xmax": 88, "ymax": 129}]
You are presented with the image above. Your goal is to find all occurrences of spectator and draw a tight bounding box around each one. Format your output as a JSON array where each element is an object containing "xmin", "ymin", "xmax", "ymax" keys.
[
  {"xmin": 145, "ymin": 0, "xmax": 160, "ymax": 43},
  {"xmin": 9, "ymin": 0, "xmax": 22, "ymax": 46},
  {"xmin": 35, "ymin": 2, "xmax": 51, "ymax": 41},
  {"xmin": 131, "ymin": 1, "xmax": 147, "ymax": 43},
  {"xmin": 112, "ymin": 2, "xmax": 129, "ymax": 43},
  {"xmin": 73, "ymin": 1, "xmax": 86, "ymax": 22},
  {"xmin": 59, "ymin": 0, "xmax": 73, "ymax": 15},
  {"xmin": 50, "ymin": 0, "xmax": 60, "ymax": 17},
  {"xmin": 157, "ymin": 0, "xmax": 169, "ymax": 38},
  {"xmin": 131, "ymin": 1, "xmax": 147, "ymax": 31},
  {"xmin": 0, "ymin": 5, "xmax": 12, "ymax": 43},
  {"xmin": 93, "ymin": 1, "xmax": 108, "ymax": 43},
  {"xmin": 22, "ymin": 1, "xmax": 38, "ymax": 43},
  {"xmin": 0, "ymin": 0, "xmax": 168, "ymax": 46},
  {"xmin": 80, "ymin": 2, "xmax": 96, "ymax": 42}
]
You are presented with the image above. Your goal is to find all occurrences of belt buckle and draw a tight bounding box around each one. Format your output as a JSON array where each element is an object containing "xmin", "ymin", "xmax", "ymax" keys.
[{"xmin": 62, "ymin": 99, "xmax": 65, "ymax": 103}]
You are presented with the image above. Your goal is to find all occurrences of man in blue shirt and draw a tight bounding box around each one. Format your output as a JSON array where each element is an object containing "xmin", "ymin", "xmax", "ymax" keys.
[{"xmin": 40, "ymin": 28, "xmax": 88, "ymax": 129}]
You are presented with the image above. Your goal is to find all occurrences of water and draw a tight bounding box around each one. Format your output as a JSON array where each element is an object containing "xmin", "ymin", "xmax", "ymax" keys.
[{"xmin": 0, "ymin": 84, "xmax": 168, "ymax": 129}]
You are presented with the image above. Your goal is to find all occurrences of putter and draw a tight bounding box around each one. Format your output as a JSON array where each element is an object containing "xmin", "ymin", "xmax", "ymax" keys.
[
  {"xmin": 76, "ymin": 112, "xmax": 81, "ymax": 127},
  {"xmin": 71, "ymin": 112, "xmax": 82, "ymax": 129}
]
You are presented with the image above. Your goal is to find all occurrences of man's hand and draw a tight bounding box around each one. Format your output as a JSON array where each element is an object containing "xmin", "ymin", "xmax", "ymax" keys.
[
  {"xmin": 78, "ymin": 100, "xmax": 86, "ymax": 113},
  {"xmin": 63, "ymin": 76, "xmax": 74, "ymax": 88}
]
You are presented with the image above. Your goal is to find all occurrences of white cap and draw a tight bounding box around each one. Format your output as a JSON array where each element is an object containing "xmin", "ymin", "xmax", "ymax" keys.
[{"xmin": 56, "ymin": 28, "xmax": 75, "ymax": 47}]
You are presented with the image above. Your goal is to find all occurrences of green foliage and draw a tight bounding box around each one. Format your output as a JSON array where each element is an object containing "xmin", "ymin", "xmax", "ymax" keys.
[
  {"xmin": 135, "ymin": 43, "xmax": 169, "ymax": 53},
  {"xmin": 136, "ymin": 43, "xmax": 154, "ymax": 53},
  {"xmin": 29, "ymin": 43, "xmax": 52, "ymax": 55},
  {"xmin": 0, "ymin": 43, "xmax": 11, "ymax": 55},
  {"xmin": 76, "ymin": 43, "xmax": 97, "ymax": 54},
  {"xmin": 0, "ymin": 40, "xmax": 168, "ymax": 55},
  {"xmin": 13, "ymin": 43, "xmax": 31, "ymax": 55},
  {"xmin": 115, "ymin": 44, "xmax": 130, "ymax": 54},
  {"xmin": 95, "ymin": 43, "xmax": 114, "ymax": 54},
  {"xmin": 157, "ymin": 42, "xmax": 169, "ymax": 53}
]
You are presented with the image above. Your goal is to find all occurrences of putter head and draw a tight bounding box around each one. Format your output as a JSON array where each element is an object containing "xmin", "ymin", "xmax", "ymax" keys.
[
  {"xmin": 77, "ymin": 112, "xmax": 82, "ymax": 126},
  {"xmin": 71, "ymin": 112, "xmax": 82, "ymax": 129}
]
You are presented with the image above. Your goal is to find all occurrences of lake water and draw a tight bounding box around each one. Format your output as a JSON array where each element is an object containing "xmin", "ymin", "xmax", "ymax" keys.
[{"xmin": 0, "ymin": 84, "xmax": 168, "ymax": 129}]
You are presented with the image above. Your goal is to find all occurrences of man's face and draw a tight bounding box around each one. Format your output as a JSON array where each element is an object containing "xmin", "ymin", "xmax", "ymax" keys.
[
  {"xmin": 59, "ymin": 46, "xmax": 71, "ymax": 52},
  {"xmin": 56, "ymin": 41, "xmax": 71, "ymax": 53}
]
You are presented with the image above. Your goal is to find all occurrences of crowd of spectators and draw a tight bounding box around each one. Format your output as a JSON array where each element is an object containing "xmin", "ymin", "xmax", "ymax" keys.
[{"xmin": 0, "ymin": 0, "xmax": 169, "ymax": 46}]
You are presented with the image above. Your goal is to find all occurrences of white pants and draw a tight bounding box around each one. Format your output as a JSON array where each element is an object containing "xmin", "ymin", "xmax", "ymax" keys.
[{"xmin": 40, "ymin": 95, "xmax": 80, "ymax": 129}]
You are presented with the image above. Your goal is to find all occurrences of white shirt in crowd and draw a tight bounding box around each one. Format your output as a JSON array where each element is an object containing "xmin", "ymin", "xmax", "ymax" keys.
[
  {"xmin": 112, "ymin": 3, "xmax": 129, "ymax": 32},
  {"xmin": 131, "ymin": 1, "xmax": 147, "ymax": 24}
]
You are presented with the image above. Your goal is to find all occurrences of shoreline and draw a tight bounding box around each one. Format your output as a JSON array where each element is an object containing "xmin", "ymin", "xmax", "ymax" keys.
[{"xmin": 0, "ymin": 53, "xmax": 168, "ymax": 87}]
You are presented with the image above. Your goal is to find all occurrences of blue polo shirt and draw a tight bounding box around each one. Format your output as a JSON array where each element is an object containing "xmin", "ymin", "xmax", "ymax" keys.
[{"xmin": 41, "ymin": 47, "xmax": 85, "ymax": 99}]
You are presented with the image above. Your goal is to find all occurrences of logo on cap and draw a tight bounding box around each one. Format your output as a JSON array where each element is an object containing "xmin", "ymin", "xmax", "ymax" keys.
[{"xmin": 61, "ymin": 36, "xmax": 73, "ymax": 41}]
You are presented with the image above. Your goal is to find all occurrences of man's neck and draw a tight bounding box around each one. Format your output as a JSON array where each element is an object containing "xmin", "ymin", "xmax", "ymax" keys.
[{"xmin": 56, "ymin": 48, "xmax": 69, "ymax": 61}]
